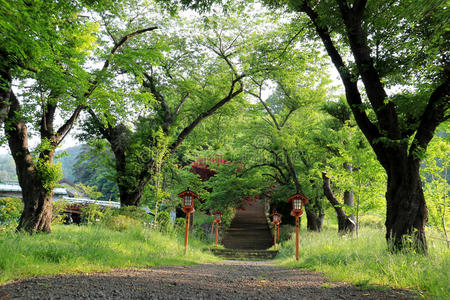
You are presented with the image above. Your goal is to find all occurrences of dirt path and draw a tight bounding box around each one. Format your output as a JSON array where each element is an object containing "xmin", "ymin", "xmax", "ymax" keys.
[{"xmin": 0, "ymin": 261, "xmax": 415, "ymax": 299}]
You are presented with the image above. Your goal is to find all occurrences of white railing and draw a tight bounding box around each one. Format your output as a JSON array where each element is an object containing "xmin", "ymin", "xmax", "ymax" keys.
[{"xmin": 58, "ymin": 197, "xmax": 121, "ymax": 208}]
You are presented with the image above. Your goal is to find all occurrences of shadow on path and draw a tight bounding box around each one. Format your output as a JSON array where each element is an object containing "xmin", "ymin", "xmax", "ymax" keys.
[{"xmin": 0, "ymin": 261, "xmax": 416, "ymax": 299}]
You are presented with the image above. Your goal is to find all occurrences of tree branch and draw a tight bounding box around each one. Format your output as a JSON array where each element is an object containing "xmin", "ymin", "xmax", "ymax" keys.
[
  {"xmin": 299, "ymin": 1, "xmax": 381, "ymax": 144},
  {"xmin": 169, "ymin": 76, "xmax": 244, "ymax": 153},
  {"xmin": 172, "ymin": 92, "xmax": 190, "ymax": 121},
  {"xmin": 337, "ymin": 0, "xmax": 401, "ymax": 139},
  {"xmin": 56, "ymin": 104, "xmax": 85, "ymax": 144},
  {"xmin": 143, "ymin": 71, "xmax": 171, "ymax": 125},
  {"xmin": 409, "ymin": 67, "xmax": 450, "ymax": 158}
]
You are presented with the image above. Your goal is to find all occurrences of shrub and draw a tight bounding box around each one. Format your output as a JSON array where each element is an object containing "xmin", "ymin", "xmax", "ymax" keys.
[
  {"xmin": 359, "ymin": 214, "xmax": 385, "ymax": 229},
  {"xmin": 52, "ymin": 199, "xmax": 70, "ymax": 225},
  {"xmin": 0, "ymin": 197, "xmax": 23, "ymax": 225},
  {"xmin": 174, "ymin": 218, "xmax": 186, "ymax": 232},
  {"xmin": 157, "ymin": 211, "xmax": 171, "ymax": 231},
  {"xmin": 80, "ymin": 204, "xmax": 105, "ymax": 224},
  {"xmin": 115, "ymin": 206, "xmax": 148, "ymax": 222},
  {"xmin": 103, "ymin": 214, "xmax": 141, "ymax": 232}
]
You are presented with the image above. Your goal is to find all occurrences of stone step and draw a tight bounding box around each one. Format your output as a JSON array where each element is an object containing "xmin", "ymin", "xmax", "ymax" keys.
[
  {"xmin": 211, "ymin": 249, "xmax": 278, "ymax": 261},
  {"xmin": 222, "ymin": 200, "xmax": 274, "ymax": 250}
]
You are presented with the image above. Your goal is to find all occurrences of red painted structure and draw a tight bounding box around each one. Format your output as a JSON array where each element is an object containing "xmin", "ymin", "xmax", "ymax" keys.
[
  {"xmin": 270, "ymin": 211, "xmax": 282, "ymax": 249},
  {"xmin": 213, "ymin": 211, "xmax": 223, "ymax": 245},
  {"xmin": 287, "ymin": 194, "xmax": 308, "ymax": 260},
  {"xmin": 178, "ymin": 187, "xmax": 199, "ymax": 254}
]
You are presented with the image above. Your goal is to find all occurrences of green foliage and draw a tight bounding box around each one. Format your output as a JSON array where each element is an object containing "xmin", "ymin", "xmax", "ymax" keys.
[
  {"xmin": 72, "ymin": 142, "xmax": 118, "ymax": 201},
  {"xmin": 51, "ymin": 199, "xmax": 70, "ymax": 225},
  {"xmin": 156, "ymin": 211, "xmax": 171, "ymax": 229},
  {"xmin": 116, "ymin": 206, "xmax": 148, "ymax": 222},
  {"xmin": 0, "ymin": 224, "xmax": 220, "ymax": 284},
  {"xmin": 0, "ymin": 197, "xmax": 23, "ymax": 225},
  {"xmin": 174, "ymin": 217, "xmax": 186, "ymax": 232},
  {"xmin": 75, "ymin": 183, "xmax": 103, "ymax": 200},
  {"xmin": 36, "ymin": 160, "xmax": 63, "ymax": 192},
  {"xmin": 421, "ymin": 130, "xmax": 449, "ymax": 232},
  {"xmin": 102, "ymin": 215, "xmax": 141, "ymax": 232},
  {"xmin": 276, "ymin": 228, "xmax": 449, "ymax": 299},
  {"xmin": 80, "ymin": 204, "xmax": 106, "ymax": 225}
]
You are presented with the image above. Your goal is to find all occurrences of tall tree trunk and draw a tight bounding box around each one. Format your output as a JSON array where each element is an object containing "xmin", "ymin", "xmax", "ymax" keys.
[
  {"xmin": 0, "ymin": 63, "xmax": 11, "ymax": 127},
  {"xmin": 385, "ymin": 158, "xmax": 428, "ymax": 253},
  {"xmin": 118, "ymin": 180, "xmax": 149, "ymax": 207},
  {"xmin": 322, "ymin": 172, "xmax": 355, "ymax": 233},
  {"xmin": 305, "ymin": 205, "xmax": 324, "ymax": 231},
  {"xmin": 298, "ymin": 0, "xmax": 449, "ymax": 253},
  {"xmin": 17, "ymin": 178, "xmax": 54, "ymax": 233},
  {"xmin": 6, "ymin": 93, "xmax": 54, "ymax": 233},
  {"xmin": 343, "ymin": 162, "xmax": 355, "ymax": 223},
  {"xmin": 284, "ymin": 149, "xmax": 323, "ymax": 231}
]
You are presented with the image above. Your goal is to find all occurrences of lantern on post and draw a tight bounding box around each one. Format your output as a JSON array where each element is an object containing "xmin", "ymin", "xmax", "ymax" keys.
[
  {"xmin": 212, "ymin": 211, "xmax": 223, "ymax": 245},
  {"xmin": 270, "ymin": 211, "xmax": 282, "ymax": 249},
  {"xmin": 178, "ymin": 187, "xmax": 199, "ymax": 254},
  {"xmin": 287, "ymin": 193, "xmax": 308, "ymax": 261}
]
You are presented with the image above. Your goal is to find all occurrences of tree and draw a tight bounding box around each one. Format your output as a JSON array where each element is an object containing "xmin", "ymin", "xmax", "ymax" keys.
[
  {"xmin": 0, "ymin": 0, "xmax": 155, "ymax": 233},
  {"xmin": 85, "ymin": 11, "xmax": 248, "ymax": 207},
  {"xmin": 267, "ymin": 0, "xmax": 449, "ymax": 253},
  {"xmin": 421, "ymin": 130, "xmax": 449, "ymax": 247},
  {"xmin": 244, "ymin": 36, "xmax": 330, "ymax": 230}
]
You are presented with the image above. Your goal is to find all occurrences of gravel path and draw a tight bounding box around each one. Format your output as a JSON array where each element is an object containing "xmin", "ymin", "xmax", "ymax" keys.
[{"xmin": 0, "ymin": 260, "xmax": 416, "ymax": 299}]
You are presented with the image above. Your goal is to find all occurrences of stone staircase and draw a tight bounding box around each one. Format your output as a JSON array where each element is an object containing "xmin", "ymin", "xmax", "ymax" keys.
[
  {"xmin": 216, "ymin": 200, "xmax": 276, "ymax": 260},
  {"xmin": 211, "ymin": 249, "xmax": 278, "ymax": 260}
]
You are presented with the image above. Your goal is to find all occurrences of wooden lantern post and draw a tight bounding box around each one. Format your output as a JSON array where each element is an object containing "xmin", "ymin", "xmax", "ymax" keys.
[
  {"xmin": 270, "ymin": 211, "xmax": 282, "ymax": 249},
  {"xmin": 213, "ymin": 211, "xmax": 223, "ymax": 245},
  {"xmin": 178, "ymin": 187, "xmax": 198, "ymax": 254},
  {"xmin": 288, "ymin": 194, "xmax": 308, "ymax": 261}
]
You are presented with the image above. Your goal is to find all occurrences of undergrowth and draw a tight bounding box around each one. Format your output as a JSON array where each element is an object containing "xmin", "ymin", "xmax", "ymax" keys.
[
  {"xmin": 0, "ymin": 224, "xmax": 220, "ymax": 284},
  {"xmin": 275, "ymin": 227, "xmax": 449, "ymax": 299}
]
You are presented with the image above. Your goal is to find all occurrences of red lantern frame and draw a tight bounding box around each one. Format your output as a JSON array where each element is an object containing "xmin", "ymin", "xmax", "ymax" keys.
[
  {"xmin": 178, "ymin": 187, "xmax": 198, "ymax": 214},
  {"xmin": 287, "ymin": 193, "xmax": 308, "ymax": 217},
  {"xmin": 213, "ymin": 211, "xmax": 223, "ymax": 223},
  {"xmin": 287, "ymin": 193, "xmax": 308, "ymax": 260},
  {"xmin": 178, "ymin": 187, "xmax": 199, "ymax": 254},
  {"xmin": 270, "ymin": 211, "xmax": 282, "ymax": 225},
  {"xmin": 270, "ymin": 211, "xmax": 282, "ymax": 249},
  {"xmin": 212, "ymin": 211, "xmax": 223, "ymax": 245}
]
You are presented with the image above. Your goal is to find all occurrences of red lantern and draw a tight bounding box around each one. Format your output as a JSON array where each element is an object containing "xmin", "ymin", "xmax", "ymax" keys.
[
  {"xmin": 270, "ymin": 211, "xmax": 282, "ymax": 225},
  {"xmin": 213, "ymin": 211, "xmax": 223, "ymax": 223},
  {"xmin": 287, "ymin": 193, "xmax": 308, "ymax": 217},
  {"xmin": 212, "ymin": 211, "xmax": 223, "ymax": 245},
  {"xmin": 178, "ymin": 187, "xmax": 199, "ymax": 253},
  {"xmin": 287, "ymin": 193, "xmax": 308, "ymax": 261},
  {"xmin": 179, "ymin": 187, "xmax": 198, "ymax": 214},
  {"xmin": 270, "ymin": 211, "xmax": 282, "ymax": 249}
]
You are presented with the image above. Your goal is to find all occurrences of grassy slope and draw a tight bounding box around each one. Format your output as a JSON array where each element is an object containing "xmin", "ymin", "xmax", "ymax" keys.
[
  {"xmin": 274, "ymin": 227, "xmax": 449, "ymax": 299},
  {"xmin": 0, "ymin": 224, "xmax": 220, "ymax": 284}
]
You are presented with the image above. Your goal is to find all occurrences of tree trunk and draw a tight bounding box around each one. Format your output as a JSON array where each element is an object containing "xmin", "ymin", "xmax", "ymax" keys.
[
  {"xmin": 322, "ymin": 172, "xmax": 355, "ymax": 233},
  {"xmin": 0, "ymin": 63, "xmax": 11, "ymax": 127},
  {"xmin": 118, "ymin": 182, "xmax": 148, "ymax": 207},
  {"xmin": 343, "ymin": 162, "xmax": 355, "ymax": 223},
  {"xmin": 385, "ymin": 159, "xmax": 428, "ymax": 253},
  {"xmin": 305, "ymin": 205, "xmax": 324, "ymax": 231},
  {"xmin": 17, "ymin": 183, "xmax": 53, "ymax": 233},
  {"xmin": 6, "ymin": 101, "xmax": 54, "ymax": 232}
]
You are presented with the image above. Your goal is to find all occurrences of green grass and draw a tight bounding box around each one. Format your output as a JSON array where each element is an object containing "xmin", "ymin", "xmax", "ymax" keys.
[
  {"xmin": 275, "ymin": 228, "xmax": 449, "ymax": 299},
  {"xmin": 0, "ymin": 224, "xmax": 220, "ymax": 284}
]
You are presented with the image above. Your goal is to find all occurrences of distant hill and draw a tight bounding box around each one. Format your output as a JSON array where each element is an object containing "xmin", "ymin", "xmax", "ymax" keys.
[
  {"xmin": 55, "ymin": 144, "xmax": 85, "ymax": 182},
  {"xmin": 0, "ymin": 153, "xmax": 16, "ymax": 181},
  {"xmin": 0, "ymin": 145, "xmax": 85, "ymax": 183}
]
